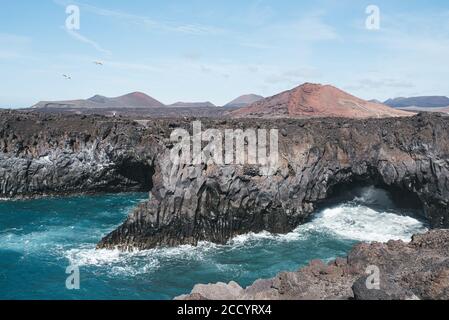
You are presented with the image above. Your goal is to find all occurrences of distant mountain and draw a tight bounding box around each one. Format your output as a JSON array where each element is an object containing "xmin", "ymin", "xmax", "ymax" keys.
[
  {"xmin": 224, "ymin": 94, "xmax": 264, "ymax": 108},
  {"xmin": 384, "ymin": 96, "xmax": 449, "ymax": 109},
  {"xmin": 32, "ymin": 92, "xmax": 165, "ymax": 109},
  {"xmin": 232, "ymin": 83, "xmax": 412, "ymax": 119},
  {"xmin": 168, "ymin": 101, "xmax": 216, "ymax": 108}
]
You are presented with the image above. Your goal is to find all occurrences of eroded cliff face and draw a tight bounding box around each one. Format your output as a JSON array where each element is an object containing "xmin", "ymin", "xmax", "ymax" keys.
[
  {"xmin": 97, "ymin": 113, "xmax": 449, "ymax": 250},
  {"xmin": 0, "ymin": 111, "xmax": 162, "ymax": 197},
  {"xmin": 176, "ymin": 230, "xmax": 449, "ymax": 300},
  {"xmin": 1, "ymin": 111, "xmax": 448, "ymax": 250}
]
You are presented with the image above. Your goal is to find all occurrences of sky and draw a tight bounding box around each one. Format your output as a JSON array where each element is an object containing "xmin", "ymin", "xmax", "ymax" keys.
[{"xmin": 0, "ymin": 0, "xmax": 448, "ymax": 108}]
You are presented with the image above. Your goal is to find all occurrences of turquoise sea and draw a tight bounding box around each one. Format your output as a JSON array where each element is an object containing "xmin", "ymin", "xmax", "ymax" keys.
[{"xmin": 0, "ymin": 188, "xmax": 427, "ymax": 300}]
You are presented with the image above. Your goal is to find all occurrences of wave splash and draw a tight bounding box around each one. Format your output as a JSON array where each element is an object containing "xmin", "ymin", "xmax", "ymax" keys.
[{"xmin": 65, "ymin": 187, "xmax": 427, "ymax": 276}]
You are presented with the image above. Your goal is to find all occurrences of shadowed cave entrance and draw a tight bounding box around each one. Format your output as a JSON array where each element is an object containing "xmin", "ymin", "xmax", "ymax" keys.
[
  {"xmin": 314, "ymin": 177, "xmax": 427, "ymax": 226},
  {"xmin": 115, "ymin": 158, "xmax": 155, "ymax": 192}
]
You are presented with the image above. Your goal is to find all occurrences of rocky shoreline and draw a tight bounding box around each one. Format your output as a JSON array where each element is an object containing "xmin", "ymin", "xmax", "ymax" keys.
[
  {"xmin": 177, "ymin": 230, "xmax": 449, "ymax": 300},
  {"xmin": 97, "ymin": 112, "xmax": 449, "ymax": 250},
  {"xmin": 1, "ymin": 110, "xmax": 449, "ymax": 300},
  {"xmin": 1, "ymin": 110, "xmax": 449, "ymax": 249}
]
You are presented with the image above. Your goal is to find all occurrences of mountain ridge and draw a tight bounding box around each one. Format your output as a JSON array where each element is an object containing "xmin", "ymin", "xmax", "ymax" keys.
[
  {"xmin": 232, "ymin": 83, "xmax": 412, "ymax": 119},
  {"xmin": 384, "ymin": 96, "xmax": 449, "ymax": 109},
  {"xmin": 32, "ymin": 92, "xmax": 165, "ymax": 109},
  {"xmin": 224, "ymin": 94, "xmax": 264, "ymax": 108}
]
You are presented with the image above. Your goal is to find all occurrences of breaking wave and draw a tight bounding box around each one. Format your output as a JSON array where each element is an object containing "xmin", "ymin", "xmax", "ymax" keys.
[
  {"xmin": 65, "ymin": 187, "xmax": 427, "ymax": 277},
  {"xmin": 0, "ymin": 188, "xmax": 428, "ymax": 299}
]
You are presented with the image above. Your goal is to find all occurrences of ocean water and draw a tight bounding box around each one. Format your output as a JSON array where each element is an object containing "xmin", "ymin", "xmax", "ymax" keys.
[{"xmin": 0, "ymin": 188, "xmax": 427, "ymax": 300}]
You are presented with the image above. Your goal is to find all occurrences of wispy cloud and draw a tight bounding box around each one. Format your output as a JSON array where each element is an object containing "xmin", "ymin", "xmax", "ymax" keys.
[
  {"xmin": 0, "ymin": 51, "xmax": 24, "ymax": 60},
  {"xmin": 0, "ymin": 33, "xmax": 33, "ymax": 60},
  {"xmin": 264, "ymin": 12, "xmax": 340, "ymax": 42},
  {"xmin": 54, "ymin": 0, "xmax": 226, "ymax": 36},
  {"xmin": 55, "ymin": 53, "xmax": 161, "ymax": 72},
  {"xmin": 64, "ymin": 28, "xmax": 111, "ymax": 55},
  {"xmin": 233, "ymin": 11, "xmax": 339, "ymax": 52},
  {"xmin": 292, "ymin": 16, "xmax": 340, "ymax": 41},
  {"xmin": 239, "ymin": 42, "xmax": 276, "ymax": 50},
  {"xmin": 103, "ymin": 60, "xmax": 161, "ymax": 72},
  {"xmin": 265, "ymin": 68, "xmax": 322, "ymax": 85},
  {"xmin": 0, "ymin": 33, "xmax": 31, "ymax": 44},
  {"xmin": 346, "ymin": 78, "xmax": 415, "ymax": 91}
]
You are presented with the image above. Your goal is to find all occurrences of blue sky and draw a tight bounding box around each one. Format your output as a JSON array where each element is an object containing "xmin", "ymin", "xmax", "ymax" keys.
[{"xmin": 1, "ymin": 0, "xmax": 448, "ymax": 108}]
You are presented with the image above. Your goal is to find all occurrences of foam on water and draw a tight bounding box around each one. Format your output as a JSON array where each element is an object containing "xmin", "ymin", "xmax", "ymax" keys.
[
  {"xmin": 0, "ymin": 189, "xmax": 429, "ymax": 299},
  {"xmin": 65, "ymin": 204, "xmax": 427, "ymax": 276},
  {"xmin": 308, "ymin": 205, "xmax": 427, "ymax": 242},
  {"xmin": 226, "ymin": 186, "xmax": 427, "ymax": 246},
  {"xmin": 65, "ymin": 241, "xmax": 221, "ymax": 277}
]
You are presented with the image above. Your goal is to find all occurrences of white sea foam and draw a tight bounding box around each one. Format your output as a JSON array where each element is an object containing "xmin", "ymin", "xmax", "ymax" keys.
[
  {"xmin": 64, "ymin": 241, "xmax": 220, "ymax": 276},
  {"xmin": 227, "ymin": 186, "xmax": 427, "ymax": 245},
  {"xmin": 65, "ymin": 246, "xmax": 161, "ymax": 276},
  {"xmin": 0, "ymin": 187, "xmax": 417, "ymax": 277},
  {"xmin": 353, "ymin": 186, "xmax": 395, "ymax": 208},
  {"xmin": 307, "ymin": 205, "xmax": 427, "ymax": 242},
  {"xmin": 63, "ymin": 191, "xmax": 427, "ymax": 277},
  {"xmin": 227, "ymin": 206, "xmax": 426, "ymax": 246},
  {"xmin": 229, "ymin": 229, "xmax": 307, "ymax": 246}
]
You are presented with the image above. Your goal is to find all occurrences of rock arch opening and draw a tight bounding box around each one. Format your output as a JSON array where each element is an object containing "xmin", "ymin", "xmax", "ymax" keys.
[
  {"xmin": 115, "ymin": 158, "xmax": 155, "ymax": 192},
  {"xmin": 316, "ymin": 173, "xmax": 426, "ymax": 225}
]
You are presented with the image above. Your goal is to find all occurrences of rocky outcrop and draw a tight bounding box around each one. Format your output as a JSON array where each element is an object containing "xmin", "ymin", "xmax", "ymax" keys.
[
  {"xmin": 98, "ymin": 112, "xmax": 449, "ymax": 250},
  {"xmin": 232, "ymin": 83, "xmax": 412, "ymax": 119},
  {"xmin": 176, "ymin": 230, "xmax": 449, "ymax": 300},
  {"xmin": 2, "ymin": 110, "xmax": 449, "ymax": 252},
  {"xmin": 0, "ymin": 111, "xmax": 163, "ymax": 198}
]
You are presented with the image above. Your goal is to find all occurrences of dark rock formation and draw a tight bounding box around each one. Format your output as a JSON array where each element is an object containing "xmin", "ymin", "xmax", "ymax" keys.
[
  {"xmin": 98, "ymin": 112, "xmax": 449, "ymax": 250},
  {"xmin": 0, "ymin": 111, "xmax": 162, "ymax": 198},
  {"xmin": 2, "ymin": 110, "xmax": 449, "ymax": 252},
  {"xmin": 176, "ymin": 230, "xmax": 449, "ymax": 300}
]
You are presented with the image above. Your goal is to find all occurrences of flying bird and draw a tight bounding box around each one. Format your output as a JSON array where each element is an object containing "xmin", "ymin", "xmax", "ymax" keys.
[
  {"xmin": 93, "ymin": 61, "xmax": 104, "ymax": 66},
  {"xmin": 62, "ymin": 74, "xmax": 72, "ymax": 80}
]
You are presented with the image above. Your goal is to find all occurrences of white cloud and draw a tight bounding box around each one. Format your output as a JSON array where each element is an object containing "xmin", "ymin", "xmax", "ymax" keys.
[
  {"xmin": 293, "ymin": 16, "xmax": 340, "ymax": 41},
  {"xmin": 54, "ymin": 0, "xmax": 226, "ymax": 36},
  {"xmin": 0, "ymin": 33, "xmax": 31, "ymax": 44},
  {"xmin": 346, "ymin": 78, "xmax": 415, "ymax": 91},
  {"xmin": 64, "ymin": 28, "xmax": 112, "ymax": 55},
  {"xmin": 104, "ymin": 60, "xmax": 161, "ymax": 72},
  {"xmin": 263, "ymin": 12, "xmax": 340, "ymax": 42},
  {"xmin": 265, "ymin": 68, "xmax": 322, "ymax": 85},
  {"xmin": 0, "ymin": 33, "xmax": 33, "ymax": 60}
]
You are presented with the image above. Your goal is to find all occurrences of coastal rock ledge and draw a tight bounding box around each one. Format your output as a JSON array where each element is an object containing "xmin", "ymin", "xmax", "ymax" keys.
[
  {"xmin": 98, "ymin": 112, "xmax": 449, "ymax": 250},
  {"xmin": 2, "ymin": 111, "xmax": 449, "ymax": 252},
  {"xmin": 176, "ymin": 230, "xmax": 449, "ymax": 300}
]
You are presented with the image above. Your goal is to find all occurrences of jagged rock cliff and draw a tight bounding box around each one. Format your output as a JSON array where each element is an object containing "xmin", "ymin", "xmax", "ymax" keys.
[
  {"xmin": 176, "ymin": 230, "xmax": 449, "ymax": 300},
  {"xmin": 98, "ymin": 113, "xmax": 449, "ymax": 250},
  {"xmin": 1, "ymin": 111, "xmax": 449, "ymax": 251},
  {"xmin": 0, "ymin": 111, "xmax": 161, "ymax": 197}
]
